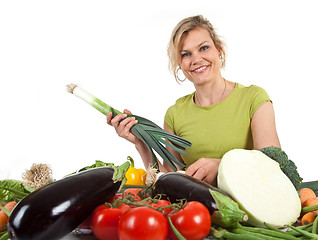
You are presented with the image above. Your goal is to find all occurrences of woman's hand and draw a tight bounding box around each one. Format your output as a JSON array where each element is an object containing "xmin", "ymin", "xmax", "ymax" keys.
[
  {"xmin": 185, "ymin": 158, "xmax": 221, "ymax": 186},
  {"xmin": 106, "ymin": 109, "xmax": 140, "ymax": 145}
]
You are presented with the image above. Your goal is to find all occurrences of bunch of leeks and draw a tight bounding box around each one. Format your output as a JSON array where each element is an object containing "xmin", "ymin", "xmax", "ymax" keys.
[{"xmin": 66, "ymin": 84, "xmax": 191, "ymax": 171}]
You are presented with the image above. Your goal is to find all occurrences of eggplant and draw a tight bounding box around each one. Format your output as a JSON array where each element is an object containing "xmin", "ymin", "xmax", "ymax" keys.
[
  {"xmin": 7, "ymin": 162, "xmax": 129, "ymax": 240},
  {"xmin": 152, "ymin": 172, "xmax": 247, "ymax": 227},
  {"xmin": 152, "ymin": 172, "xmax": 227, "ymax": 214}
]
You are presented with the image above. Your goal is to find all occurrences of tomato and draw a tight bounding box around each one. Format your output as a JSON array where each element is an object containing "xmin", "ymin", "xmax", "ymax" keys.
[
  {"xmin": 167, "ymin": 201, "xmax": 211, "ymax": 240},
  {"xmin": 108, "ymin": 193, "xmax": 123, "ymax": 205},
  {"xmin": 123, "ymin": 188, "xmax": 148, "ymax": 202},
  {"xmin": 118, "ymin": 206, "xmax": 168, "ymax": 240},
  {"xmin": 90, "ymin": 203, "xmax": 130, "ymax": 240},
  {"xmin": 146, "ymin": 199, "xmax": 173, "ymax": 215}
]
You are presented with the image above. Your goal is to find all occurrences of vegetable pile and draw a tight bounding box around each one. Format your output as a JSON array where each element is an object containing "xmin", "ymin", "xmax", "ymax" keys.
[{"xmin": 0, "ymin": 152, "xmax": 318, "ymax": 240}]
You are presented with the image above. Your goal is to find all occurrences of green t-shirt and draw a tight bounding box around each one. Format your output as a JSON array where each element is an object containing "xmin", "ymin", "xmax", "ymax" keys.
[{"xmin": 164, "ymin": 83, "xmax": 271, "ymax": 167}]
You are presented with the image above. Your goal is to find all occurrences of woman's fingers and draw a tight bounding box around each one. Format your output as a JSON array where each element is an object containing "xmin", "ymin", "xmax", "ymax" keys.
[
  {"xmin": 109, "ymin": 114, "xmax": 137, "ymax": 136},
  {"xmin": 188, "ymin": 167, "xmax": 206, "ymax": 181},
  {"xmin": 185, "ymin": 158, "xmax": 220, "ymax": 185},
  {"xmin": 107, "ymin": 109, "xmax": 133, "ymax": 126},
  {"xmin": 106, "ymin": 110, "xmax": 139, "ymax": 144},
  {"xmin": 123, "ymin": 109, "xmax": 132, "ymax": 115},
  {"xmin": 110, "ymin": 113, "xmax": 127, "ymax": 126},
  {"xmin": 119, "ymin": 119, "xmax": 138, "ymax": 138},
  {"xmin": 116, "ymin": 116, "xmax": 136, "ymax": 134},
  {"xmin": 185, "ymin": 159, "xmax": 205, "ymax": 178},
  {"xmin": 185, "ymin": 164, "xmax": 196, "ymax": 177},
  {"xmin": 106, "ymin": 112, "xmax": 113, "ymax": 125}
]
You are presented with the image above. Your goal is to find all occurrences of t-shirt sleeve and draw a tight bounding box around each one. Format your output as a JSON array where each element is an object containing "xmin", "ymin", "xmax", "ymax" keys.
[
  {"xmin": 249, "ymin": 85, "xmax": 271, "ymax": 118},
  {"xmin": 164, "ymin": 105, "xmax": 175, "ymax": 133}
]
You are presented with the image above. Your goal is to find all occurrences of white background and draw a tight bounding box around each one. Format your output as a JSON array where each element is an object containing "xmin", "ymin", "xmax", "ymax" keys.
[{"xmin": 1, "ymin": 0, "xmax": 317, "ymax": 182}]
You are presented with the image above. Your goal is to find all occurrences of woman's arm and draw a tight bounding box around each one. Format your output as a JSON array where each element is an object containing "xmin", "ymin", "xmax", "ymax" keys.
[{"xmin": 251, "ymin": 101, "xmax": 281, "ymax": 149}]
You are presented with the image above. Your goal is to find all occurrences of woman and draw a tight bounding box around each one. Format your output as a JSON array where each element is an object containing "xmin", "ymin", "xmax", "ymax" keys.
[{"xmin": 107, "ymin": 15, "xmax": 281, "ymax": 185}]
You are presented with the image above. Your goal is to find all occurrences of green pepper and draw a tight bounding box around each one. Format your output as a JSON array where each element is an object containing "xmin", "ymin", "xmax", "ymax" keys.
[{"xmin": 125, "ymin": 156, "xmax": 147, "ymax": 186}]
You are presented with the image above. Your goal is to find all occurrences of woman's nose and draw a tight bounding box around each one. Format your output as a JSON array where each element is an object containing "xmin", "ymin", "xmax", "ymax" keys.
[{"xmin": 191, "ymin": 52, "xmax": 203, "ymax": 64}]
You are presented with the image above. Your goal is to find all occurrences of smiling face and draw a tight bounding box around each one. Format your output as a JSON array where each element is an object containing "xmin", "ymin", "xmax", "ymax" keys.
[{"xmin": 179, "ymin": 27, "xmax": 222, "ymax": 85}]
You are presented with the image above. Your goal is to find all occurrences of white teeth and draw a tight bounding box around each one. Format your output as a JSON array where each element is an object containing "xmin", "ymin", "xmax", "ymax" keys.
[{"xmin": 194, "ymin": 66, "xmax": 206, "ymax": 72}]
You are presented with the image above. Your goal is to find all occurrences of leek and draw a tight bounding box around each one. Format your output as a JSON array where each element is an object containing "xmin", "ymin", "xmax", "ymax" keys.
[{"xmin": 66, "ymin": 84, "xmax": 191, "ymax": 171}]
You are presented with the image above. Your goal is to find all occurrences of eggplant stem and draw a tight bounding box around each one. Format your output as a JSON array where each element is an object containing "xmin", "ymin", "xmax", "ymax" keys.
[
  {"xmin": 209, "ymin": 189, "xmax": 248, "ymax": 227},
  {"xmin": 112, "ymin": 161, "xmax": 131, "ymax": 191}
]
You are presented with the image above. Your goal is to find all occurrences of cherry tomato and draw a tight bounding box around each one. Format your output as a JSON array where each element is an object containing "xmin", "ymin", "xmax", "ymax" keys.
[
  {"xmin": 118, "ymin": 206, "xmax": 168, "ymax": 240},
  {"xmin": 167, "ymin": 201, "xmax": 211, "ymax": 240},
  {"xmin": 146, "ymin": 199, "xmax": 173, "ymax": 215},
  {"xmin": 90, "ymin": 203, "xmax": 130, "ymax": 240}
]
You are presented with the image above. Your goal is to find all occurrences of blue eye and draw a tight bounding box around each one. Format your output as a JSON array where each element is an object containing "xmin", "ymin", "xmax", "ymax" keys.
[
  {"xmin": 200, "ymin": 45, "xmax": 209, "ymax": 51},
  {"xmin": 181, "ymin": 52, "xmax": 190, "ymax": 58}
]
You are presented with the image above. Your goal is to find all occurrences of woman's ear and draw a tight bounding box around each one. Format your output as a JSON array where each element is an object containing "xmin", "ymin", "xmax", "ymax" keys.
[
  {"xmin": 218, "ymin": 50, "xmax": 224, "ymax": 68},
  {"xmin": 218, "ymin": 49, "xmax": 223, "ymax": 59}
]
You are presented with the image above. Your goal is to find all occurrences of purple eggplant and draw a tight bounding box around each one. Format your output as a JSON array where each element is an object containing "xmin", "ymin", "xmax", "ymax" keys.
[
  {"xmin": 152, "ymin": 172, "xmax": 247, "ymax": 227},
  {"xmin": 7, "ymin": 162, "xmax": 129, "ymax": 240},
  {"xmin": 152, "ymin": 172, "xmax": 227, "ymax": 214}
]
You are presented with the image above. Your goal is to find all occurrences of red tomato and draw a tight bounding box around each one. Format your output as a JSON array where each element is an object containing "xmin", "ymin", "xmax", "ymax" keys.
[
  {"xmin": 147, "ymin": 199, "xmax": 173, "ymax": 215},
  {"xmin": 123, "ymin": 188, "xmax": 145, "ymax": 201},
  {"xmin": 118, "ymin": 206, "xmax": 168, "ymax": 240},
  {"xmin": 108, "ymin": 193, "xmax": 123, "ymax": 204},
  {"xmin": 167, "ymin": 201, "xmax": 211, "ymax": 240},
  {"xmin": 90, "ymin": 203, "xmax": 130, "ymax": 240}
]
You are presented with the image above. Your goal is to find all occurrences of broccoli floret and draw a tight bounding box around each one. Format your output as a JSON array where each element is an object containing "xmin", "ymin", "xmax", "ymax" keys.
[{"xmin": 259, "ymin": 146, "xmax": 303, "ymax": 190}]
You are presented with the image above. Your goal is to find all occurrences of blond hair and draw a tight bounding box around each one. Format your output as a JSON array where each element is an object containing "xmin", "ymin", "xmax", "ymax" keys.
[{"xmin": 167, "ymin": 15, "xmax": 226, "ymax": 82}]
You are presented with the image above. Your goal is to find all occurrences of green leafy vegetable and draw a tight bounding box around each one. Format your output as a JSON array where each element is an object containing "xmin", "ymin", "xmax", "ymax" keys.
[
  {"xmin": 0, "ymin": 231, "xmax": 9, "ymax": 240},
  {"xmin": 0, "ymin": 180, "xmax": 34, "ymax": 205},
  {"xmin": 66, "ymin": 160, "xmax": 116, "ymax": 176},
  {"xmin": 77, "ymin": 160, "xmax": 115, "ymax": 172},
  {"xmin": 259, "ymin": 146, "xmax": 303, "ymax": 190}
]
